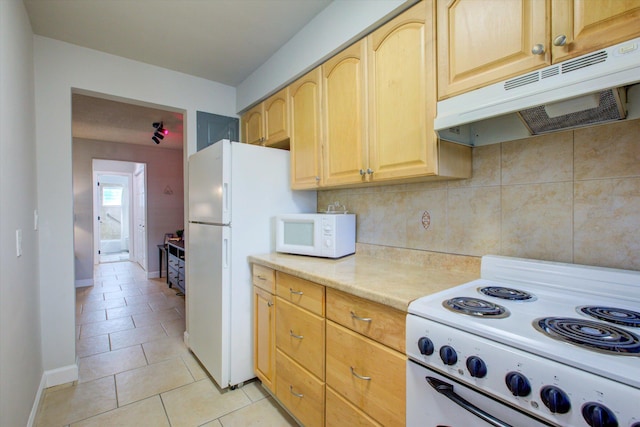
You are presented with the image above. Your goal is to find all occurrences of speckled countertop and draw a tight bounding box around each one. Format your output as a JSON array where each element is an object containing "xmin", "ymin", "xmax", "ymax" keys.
[{"xmin": 249, "ymin": 244, "xmax": 481, "ymax": 312}]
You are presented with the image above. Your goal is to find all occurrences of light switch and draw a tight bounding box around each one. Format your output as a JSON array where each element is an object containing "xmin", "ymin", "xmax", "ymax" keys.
[{"xmin": 16, "ymin": 229, "xmax": 22, "ymax": 257}]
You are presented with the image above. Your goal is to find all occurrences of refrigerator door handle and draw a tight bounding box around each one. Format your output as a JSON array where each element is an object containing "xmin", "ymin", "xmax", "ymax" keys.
[
  {"xmin": 223, "ymin": 237, "xmax": 229, "ymax": 269},
  {"xmin": 223, "ymin": 182, "xmax": 229, "ymax": 217}
]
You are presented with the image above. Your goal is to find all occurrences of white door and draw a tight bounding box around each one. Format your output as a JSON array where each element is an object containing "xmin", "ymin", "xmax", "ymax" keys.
[
  {"xmin": 187, "ymin": 221, "xmax": 230, "ymax": 387},
  {"xmin": 133, "ymin": 166, "xmax": 147, "ymax": 269}
]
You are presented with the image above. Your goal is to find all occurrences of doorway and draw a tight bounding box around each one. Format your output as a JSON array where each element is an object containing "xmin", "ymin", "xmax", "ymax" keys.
[{"xmin": 93, "ymin": 160, "xmax": 147, "ymax": 269}]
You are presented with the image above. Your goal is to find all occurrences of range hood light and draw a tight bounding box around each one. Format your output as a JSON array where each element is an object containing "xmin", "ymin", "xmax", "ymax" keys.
[{"xmin": 544, "ymin": 93, "xmax": 601, "ymax": 118}]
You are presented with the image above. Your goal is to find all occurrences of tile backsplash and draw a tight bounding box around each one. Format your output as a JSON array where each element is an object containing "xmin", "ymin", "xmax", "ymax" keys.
[{"xmin": 318, "ymin": 118, "xmax": 640, "ymax": 271}]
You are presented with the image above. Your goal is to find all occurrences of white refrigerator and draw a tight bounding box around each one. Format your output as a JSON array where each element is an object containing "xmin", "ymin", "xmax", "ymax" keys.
[{"xmin": 186, "ymin": 140, "xmax": 316, "ymax": 388}]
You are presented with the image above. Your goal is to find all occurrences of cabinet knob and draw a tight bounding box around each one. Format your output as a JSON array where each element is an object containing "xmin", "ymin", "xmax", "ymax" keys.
[
  {"xmin": 359, "ymin": 169, "xmax": 366, "ymax": 176},
  {"xmin": 366, "ymin": 168, "xmax": 374, "ymax": 175},
  {"xmin": 315, "ymin": 176, "xmax": 320, "ymax": 182},
  {"xmin": 553, "ymin": 35, "xmax": 567, "ymax": 46},
  {"xmin": 531, "ymin": 44, "xmax": 545, "ymax": 55},
  {"xmin": 267, "ymin": 301, "xmax": 273, "ymax": 307}
]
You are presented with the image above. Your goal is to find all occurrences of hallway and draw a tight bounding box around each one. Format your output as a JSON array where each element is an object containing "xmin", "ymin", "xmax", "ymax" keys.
[{"xmin": 35, "ymin": 261, "xmax": 296, "ymax": 426}]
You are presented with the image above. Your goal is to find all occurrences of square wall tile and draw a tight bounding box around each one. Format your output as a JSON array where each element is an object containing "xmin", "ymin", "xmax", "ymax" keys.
[
  {"xmin": 447, "ymin": 186, "xmax": 501, "ymax": 256},
  {"xmin": 449, "ymin": 143, "xmax": 501, "ymax": 188},
  {"xmin": 574, "ymin": 118, "xmax": 640, "ymax": 181},
  {"xmin": 501, "ymin": 182, "xmax": 573, "ymax": 262},
  {"xmin": 574, "ymin": 177, "xmax": 640, "ymax": 270},
  {"xmin": 502, "ymin": 131, "xmax": 573, "ymax": 185}
]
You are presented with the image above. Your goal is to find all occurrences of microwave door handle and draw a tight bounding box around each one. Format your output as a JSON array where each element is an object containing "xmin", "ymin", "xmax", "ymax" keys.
[{"xmin": 426, "ymin": 377, "xmax": 513, "ymax": 427}]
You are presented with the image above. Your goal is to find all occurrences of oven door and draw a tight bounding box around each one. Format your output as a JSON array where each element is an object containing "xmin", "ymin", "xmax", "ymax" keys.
[{"xmin": 407, "ymin": 360, "xmax": 554, "ymax": 427}]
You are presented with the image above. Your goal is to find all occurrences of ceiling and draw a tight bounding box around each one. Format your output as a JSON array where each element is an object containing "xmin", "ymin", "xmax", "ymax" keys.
[{"xmin": 24, "ymin": 0, "xmax": 333, "ymax": 149}]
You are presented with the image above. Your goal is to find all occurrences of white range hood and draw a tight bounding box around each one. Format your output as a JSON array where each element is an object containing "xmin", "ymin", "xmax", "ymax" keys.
[{"xmin": 436, "ymin": 37, "xmax": 640, "ymax": 146}]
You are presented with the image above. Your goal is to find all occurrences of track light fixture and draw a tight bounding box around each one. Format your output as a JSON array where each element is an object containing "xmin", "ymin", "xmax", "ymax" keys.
[{"xmin": 152, "ymin": 121, "xmax": 168, "ymax": 144}]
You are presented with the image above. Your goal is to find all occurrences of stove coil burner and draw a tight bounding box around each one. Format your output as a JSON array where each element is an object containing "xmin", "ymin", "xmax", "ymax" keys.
[
  {"xmin": 443, "ymin": 297, "xmax": 510, "ymax": 318},
  {"xmin": 534, "ymin": 317, "xmax": 640, "ymax": 355},
  {"xmin": 479, "ymin": 286, "xmax": 535, "ymax": 301},
  {"xmin": 578, "ymin": 306, "xmax": 640, "ymax": 328}
]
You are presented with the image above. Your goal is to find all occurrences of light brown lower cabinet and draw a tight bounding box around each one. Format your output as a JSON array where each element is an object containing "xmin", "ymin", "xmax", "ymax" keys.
[{"xmin": 276, "ymin": 349, "xmax": 325, "ymax": 427}]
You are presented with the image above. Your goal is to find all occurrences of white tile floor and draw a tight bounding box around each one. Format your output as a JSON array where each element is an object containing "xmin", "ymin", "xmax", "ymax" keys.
[{"xmin": 35, "ymin": 261, "xmax": 297, "ymax": 427}]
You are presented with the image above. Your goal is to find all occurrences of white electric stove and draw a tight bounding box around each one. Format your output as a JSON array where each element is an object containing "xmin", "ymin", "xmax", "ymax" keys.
[{"xmin": 406, "ymin": 255, "xmax": 640, "ymax": 427}]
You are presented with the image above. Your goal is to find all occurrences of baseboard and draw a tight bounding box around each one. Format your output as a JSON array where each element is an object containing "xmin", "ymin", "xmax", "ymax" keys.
[
  {"xmin": 75, "ymin": 278, "xmax": 94, "ymax": 288},
  {"xmin": 27, "ymin": 373, "xmax": 47, "ymax": 427},
  {"xmin": 45, "ymin": 361, "xmax": 79, "ymax": 388},
  {"xmin": 183, "ymin": 331, "xmax": 189, "ymax": 347},
  {"xmin": 147, "ymin": 270, "xmax": 160, "ymax": 279}
]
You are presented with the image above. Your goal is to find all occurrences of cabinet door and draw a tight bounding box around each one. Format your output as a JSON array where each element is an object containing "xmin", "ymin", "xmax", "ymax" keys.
[
  {"xmin": 264, "ymin": 87, "xmax": 290, "ymax": 146},
  {"xmin": 322, "ymin": 40, "xmax": 368, "ymax": 186},
  {"xmin": 551, "ymin": 0, "xmax": 640, "ymax": 63},
  {"xmin": 437, "ymin": 0, "xmax": 549, "ymax": 99},
  {"xmin": 254, "ymin": 286, "xmax": 275, "ymax": 393},
  {"xmin": 241, "ymin": 103, "xmax": 264, "ymax": 145},
  {"xmin": 290, "ymin": 67, "xmax": 323, "ymax": 189},
  {"xmin": 367, "ymin": 0, "xmax": 438, "ymax": 182}
]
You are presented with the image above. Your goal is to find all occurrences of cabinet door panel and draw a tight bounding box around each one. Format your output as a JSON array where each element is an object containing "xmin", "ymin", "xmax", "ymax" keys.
[
  {"xmin": 368, "ymin": 0, "xmax": 437, "ymax": 181},
  {"xmin": 323, "ymin": 40, "xmax": 368, "ymax": 186},
  {"xmin": 264, "ymin": 87, "xmax": 289, "ymax": 145},
  {"xmin": 290, "ymin": 68, "xmax": 322, "ymax": 189},
  {"xmin": 437, "ymin": 0, "xmax": 548, "ymax": 99},
  {"xmin": 254, "ymin": 286, "xmax": 275, "ymax": 393},
  {"xmin": 551, "ymin": 0, "xmax": 640, "ymax": 63},
  {"xmin": 242, "ymin": 104, "xmax": 264, "ymax": 145}
]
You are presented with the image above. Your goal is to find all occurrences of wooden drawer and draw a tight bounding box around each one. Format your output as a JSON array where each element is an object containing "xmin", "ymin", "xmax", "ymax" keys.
[
  {"xmin": 276, "ymin": 298, "xmax": 325, "ymax": 380},
  {"xmin": 276, "ymin": 349, "xmax": 324, "ymax": 427},
  {"xmin": 326, "ymin": 386, "xmax": 382, "ymax": 427},
  {"xmin": 276, "ymin": 272, "xmax": 324, "ymax": 316},
  {"xmin": 326, "ymin": 288, "xmax": 405, "ymax": 353},
  {"xmin": 326, "ymin": 321, "xmax": 406, "ymax": 427},
  {"xmin": 252, "ymin": 264, "xmax": 275, "ymax": 293}
]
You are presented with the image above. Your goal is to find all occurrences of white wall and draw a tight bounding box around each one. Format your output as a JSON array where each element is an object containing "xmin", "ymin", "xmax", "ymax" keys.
[
  {"xmin": 33, "ymin": 36, "xmax": 237, "ymax": 379},
  {"xmin": 236, "ymin": 0, "xmax": 411, "ymax": 111},
  {"xmin": 0, "ymin": 1, "xmax": 43, "ymax": 426}
]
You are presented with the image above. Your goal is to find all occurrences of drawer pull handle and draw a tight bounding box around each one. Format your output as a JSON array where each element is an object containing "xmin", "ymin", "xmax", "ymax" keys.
[
  {"xmin": 289, "ymin": 385, "xmax": 304, "ymax": 398},
  {"xmin": 256, "ymin": 275, "xmax": 266, "ymax": 281},
  {"xmin": 350, "ymin": 366, "xmax": 371, "ymax": 381},
  {"xmin": 289, "ymin": 288, "xmax": 304, "ymax": 296},
  {"xmin": 289, "ymin": 330, "xmax": 304, "ymax": 339},
  {"xmin": 350, "ymin": 311, "xmax": 372, "ymax": 322}
]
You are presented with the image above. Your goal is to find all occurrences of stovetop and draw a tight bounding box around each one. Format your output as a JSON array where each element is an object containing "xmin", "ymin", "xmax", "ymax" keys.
[{"xmin": 407, "ymin": 256, "xmax": 640, "ymax": 388}]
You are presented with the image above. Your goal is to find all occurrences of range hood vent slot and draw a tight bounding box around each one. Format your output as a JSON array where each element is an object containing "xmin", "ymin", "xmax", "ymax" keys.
[
  {"xmin": 504, "ymin": 72, "xmax": 539, "ymax": 90},
  {"xmin": 518, "ymin": 88, "xmax": 626, "ymax": 135},
  {"xmin": 561, "ymin": 50, "xmax": 607, "ymax": 73}
]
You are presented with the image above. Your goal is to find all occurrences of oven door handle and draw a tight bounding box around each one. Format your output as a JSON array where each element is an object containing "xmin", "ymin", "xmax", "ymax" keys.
[{"xmin": 426, "ymin": 376, "xmax": 513, "ymax": 427}]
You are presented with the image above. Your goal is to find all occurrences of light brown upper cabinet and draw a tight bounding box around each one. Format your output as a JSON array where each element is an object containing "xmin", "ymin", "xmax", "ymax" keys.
[
  {"xmin": 241, "ymin": 87, "xmax": 290, "ymax": 148},
  {"xmin": 368, "ymin": 0, "xmax": 469, "ymax": 183},
  {"xmin": 289, "ymin": 68, "xmax": 323, "ymax": 190},
  {"xmin": 551, "ymin": 0, "xmax": 640, "ymax": 63},
  {"xmin": 322, "ymin": 40, "xmax": 368, "ymax": 187},
  {"xmin": 437, "ymin": 0, "xmax": 640, "ymax": 100}
]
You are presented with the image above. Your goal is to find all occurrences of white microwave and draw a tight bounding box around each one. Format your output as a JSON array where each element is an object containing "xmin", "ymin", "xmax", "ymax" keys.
[{"xmin": 275, "ymin": 213, "xmax": 356, "ymax": 258}]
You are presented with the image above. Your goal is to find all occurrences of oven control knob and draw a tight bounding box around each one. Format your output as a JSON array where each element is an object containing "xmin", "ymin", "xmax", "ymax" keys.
[
  {"xmin": 540, "ymin": 386, "xmax": 571, "ymax": 414},
  {"xmin": 505, "ymin": 372, "xmax": 531, "ymax": 397},
  {"xmin": 466, "ymin": 356, "xmax": 487, "ymax": 378},
  {"xmin": 439, "ymin": 345, "xmax": 457, "ymax": 365},
  {"xmin": 582, "ymin": 402, "xmax": 618, "ymax": 427},
  {"xmin": 417, "ymin": 337, "xmax": 434, "ymax": 355}
]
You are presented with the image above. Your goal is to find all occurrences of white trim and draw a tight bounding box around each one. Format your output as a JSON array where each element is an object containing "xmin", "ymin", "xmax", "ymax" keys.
[
  {"xmin": 26, "ymin": 374, "xmax": 47, "ymax": 427},
  {"xmin": 44, "ymin": 362, "xmax": 79, "ymax": 388},
  {"xmin": 75, "ymin": 278, "xmax": 94, "ymax": 288},
  {"xmin": 147, "ymin": 270, "xmax": 160, "ymax": 279}
]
